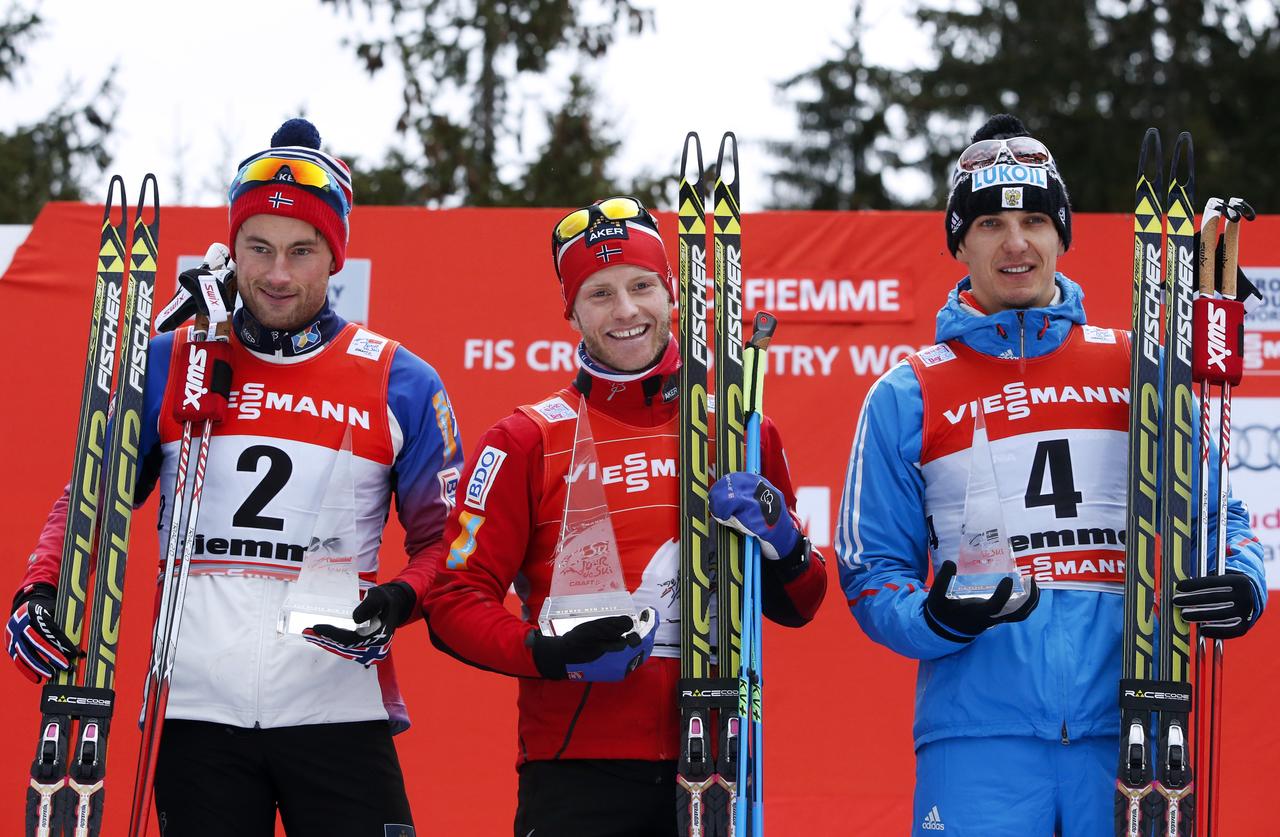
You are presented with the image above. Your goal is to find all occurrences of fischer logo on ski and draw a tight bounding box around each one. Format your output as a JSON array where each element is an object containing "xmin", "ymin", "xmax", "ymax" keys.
[
  {"xmin": 1139, "ymin": 244, "xmax": 1163, "ymax": 364},
  {"xmin": 128, "ymin": 284, "xmax": 154, "ymax": 392},
  {"xmin": 96, "ymin": 284, "xmax": 123, "ymax": 394},
  {"xmin": 1171, "ymin": 247, "xmax": 1195, "ymax": 365}
]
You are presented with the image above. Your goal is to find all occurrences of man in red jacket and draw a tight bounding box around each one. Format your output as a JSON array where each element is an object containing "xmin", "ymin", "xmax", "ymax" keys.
[{"xmin": 423, "ymin": 196, "xmax": 827, "ymax": 837}]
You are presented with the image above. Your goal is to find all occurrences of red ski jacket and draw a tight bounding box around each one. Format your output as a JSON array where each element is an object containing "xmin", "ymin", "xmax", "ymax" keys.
[{"xmin": 423, "ymin": 368, "xmax": 827, "ymax": 766}]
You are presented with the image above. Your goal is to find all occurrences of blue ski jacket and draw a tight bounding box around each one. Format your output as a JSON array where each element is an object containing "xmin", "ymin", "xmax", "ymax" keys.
[{"xmin": 836, "ymin": 274, "xmax": 1267, "ymax": 749}]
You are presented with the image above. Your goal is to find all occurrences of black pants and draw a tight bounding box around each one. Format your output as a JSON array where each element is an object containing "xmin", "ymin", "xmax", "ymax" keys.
[
  {"xmin": 153, "ymin": 719, "xmax": 414, "ymax": 837},
  {"xmin": 514, "ymin": 759, "xmax": 677, "ymax": 837}
]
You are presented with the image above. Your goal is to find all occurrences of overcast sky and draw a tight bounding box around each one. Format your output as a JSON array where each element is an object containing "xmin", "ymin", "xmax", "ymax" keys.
[{"xmin": 2, "ymin": 0, "xmax": 926, "ymax": 211}]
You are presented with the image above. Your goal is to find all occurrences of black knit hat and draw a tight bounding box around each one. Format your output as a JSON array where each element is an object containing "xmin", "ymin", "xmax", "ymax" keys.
[{"xmin": 945, "ymin": 114, "xmax": 1072, "ymax": 255}]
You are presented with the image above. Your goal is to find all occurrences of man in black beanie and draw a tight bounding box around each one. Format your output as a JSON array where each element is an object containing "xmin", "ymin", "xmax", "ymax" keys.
[{"xmin": 835, "ymin": 114, "xmax": 1266, "ymax": 835}]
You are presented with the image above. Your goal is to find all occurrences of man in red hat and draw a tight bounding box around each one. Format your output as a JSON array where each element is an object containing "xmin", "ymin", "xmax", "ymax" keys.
[
  {"xmin": 423, "ymin": 196, "xmax": 828, "ymax": 836},
  {"xmin": 7, "ymin": 118, "xmax": 463, "ymax": 836}
]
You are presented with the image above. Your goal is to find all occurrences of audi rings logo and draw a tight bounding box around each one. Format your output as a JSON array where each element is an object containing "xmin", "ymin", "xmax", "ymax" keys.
[{"xmin": 1229, "ymin": 425, "xmax": 1280, "ymax": 471}]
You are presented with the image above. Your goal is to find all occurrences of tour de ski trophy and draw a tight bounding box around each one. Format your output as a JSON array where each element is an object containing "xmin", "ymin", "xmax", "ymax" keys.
[
  {"xmin": 539, "ymin": 400, "xmax": 639, "ymax": 636},
  {"xmin": 946, "ymin": 406, "xmax": 1028, "ymax": 613},
  {"xmin": 279, "ymin": 427, "xmax": 367, "ymax": 638}
]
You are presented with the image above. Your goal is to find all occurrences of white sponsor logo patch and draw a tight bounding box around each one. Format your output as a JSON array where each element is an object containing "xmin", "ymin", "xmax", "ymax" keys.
[
  {"xmin": 183, "ymin": 344, "xmax": 208, "ymax": 409},
  {"xmin": 532, "ymin": 396, "xmax": 577, "ymax": 423},
  {"xmin": 1001, "ymin": 186, "xmax": 1024, "ymax": 208},
  {"xmin": 465, "ymin": 446, "xmax": 507, "ymax": 510},
  {"xmin": 1082, "ymin": 325, "xmax": 1117, "ymax": 344},
  {"xmin": 438, "ymin": 466, "xmax": 460, "ymax": 510},
  {"xmin": 1206, "ymin": 301, "xmax": 1231, "ymax": 371},
  {"xmin": 916, "ymin": 344, "xmax": 957, "ymax": 367},
  {"xmin": 971, "ymin": 164, "xmax": 1048, "ymax": 191},
  {"xmin": 921, "ymin": 804, "xmax": 946, "ymax": 830},
  {"xmin": 347, "ymin": 328, "xmax": 388, "ymax": 361}
]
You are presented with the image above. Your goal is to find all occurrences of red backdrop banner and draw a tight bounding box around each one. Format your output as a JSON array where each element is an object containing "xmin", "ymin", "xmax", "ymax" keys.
[{"xmin": 1, "ymin": 203, "xmax": 1276, "ymax": 835}]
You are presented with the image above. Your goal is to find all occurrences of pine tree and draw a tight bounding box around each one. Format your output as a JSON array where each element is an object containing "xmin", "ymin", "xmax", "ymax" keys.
[
  {"xmin": 768, "ymin": 0, "xmax": 899, "ymax": 210},
  {"xmin": 513, "ymin": 73, "xmax": 665, "ymax": 208},
  {"xmin": 771, "ymin": 0, "xmax": 1280, "ymax": 212},
  {"xmin": 0, "ymin": 6, "xmax": 116, "ymax": 222},
  {"xmin": 323, "ymin": 0, "xmax": 651, "ymax": 206}
]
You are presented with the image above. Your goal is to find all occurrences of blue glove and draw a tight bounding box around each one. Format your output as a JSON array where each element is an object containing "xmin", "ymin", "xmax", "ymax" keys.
[
  {"xmin": 6, "ymin": 583, "xmax": 80, "ymax": 683},
  {"xmin": 709, "ymin": 471, "xmax": 801, "ymax": 562},
  {"xmin": 531, "ymin": 608, "xmax": 659, "ymax": 682},
  {"xmin": 303, "ymin": 581, "xmax": 416, "ymax": 668}
]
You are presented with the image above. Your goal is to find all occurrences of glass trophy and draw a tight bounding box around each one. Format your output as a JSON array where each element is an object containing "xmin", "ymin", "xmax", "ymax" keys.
[
  {"xmin": 278, "ymin": 427, "xmax": 366, "ymax": 639},
  {"xmin": 946, "ymin": 406, "xmax": 1027, "ymax": 612},
  {"xmin": 538, "ymin": 399, "xmax": 637, "ymax": 637}
]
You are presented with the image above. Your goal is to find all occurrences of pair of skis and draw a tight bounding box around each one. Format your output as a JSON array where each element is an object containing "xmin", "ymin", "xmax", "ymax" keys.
[
  {"xmin": 27, "ymin": 175, "xmax": 158, "ymax": 837},
  {"xmin": 1115, "ymin": 128, "xmax": 1254, "ymax": 837},
  {"xmin": 1116, "ymin": 125, "xmax": 1198, "ymax": 837},
  {"xmin": 675, "ymin": 130, "xmax": 774, "ymax": 837}
]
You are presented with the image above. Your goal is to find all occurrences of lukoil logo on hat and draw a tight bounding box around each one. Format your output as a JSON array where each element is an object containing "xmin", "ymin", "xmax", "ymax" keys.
[{"xmin": 971, "ymin": 164, "xmax": 1048, "ymax": 191}]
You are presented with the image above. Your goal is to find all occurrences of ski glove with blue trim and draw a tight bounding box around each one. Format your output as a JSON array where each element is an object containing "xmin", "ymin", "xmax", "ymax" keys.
[
  {"xmin": 6, "ymin": 583, "xmax": 80, "ymax": 683},
  {"xmin": 304, "ymin": 581, "xmax": 416, "ymax": 667},
  {"xmin": 1174, "ymin": 571, "xmax": 1258, "ymax": 640},
  {"xmin": 709, "ymin": 472, "xmax": 805, "ymax": 565},
  {"xmin": 531, "ymin": 608, "xmax": 658, "ymax": 682},
  {"xmin": 924, "ymin": 560, "xmax": 1040, "ymax": 644}
]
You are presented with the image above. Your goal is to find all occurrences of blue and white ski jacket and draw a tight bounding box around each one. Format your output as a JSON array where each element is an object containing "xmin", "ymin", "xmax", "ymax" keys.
[{"xmin": 836, "ymin": 274, "xmax": 1266, "ymax": 749}]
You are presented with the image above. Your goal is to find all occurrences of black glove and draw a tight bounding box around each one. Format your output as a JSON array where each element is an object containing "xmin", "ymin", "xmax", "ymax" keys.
[
  {"xmin": 923, "ymin": 560, "xmax": 1040, "ymax": 644},
  {"xmin": 530, "ymin": 608, "xmax": 659, "ymax": 682},
  {"xmin": 156, "ymin": 244, "xmax": 236, "ymax": 333},
  {"xmin": 1173, "ymin": 572, "xmax": 1258, "ymax": 640},
  {"xmin": 303, "ymin": 581, "xmax": 416, "ymax": 667},
  {"xmin": 6, "ymin": 583, "xmax": 81, "ymax": 683}
]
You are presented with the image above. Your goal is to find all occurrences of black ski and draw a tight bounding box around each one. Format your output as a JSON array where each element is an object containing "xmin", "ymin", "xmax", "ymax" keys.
[
  {"xmin": 676, "ymin": 130, "xmax": 719, "ymax": 837},
  {"xmin": 710, "ymin": 132, "xmax": 746, "ymax": 837},
  {"xmin": 1116, "ymin": 128, "xmax": 1165, "ymax": 837},
  {"xmin": 1151, "ymin": 132, "xmax": 1197, "ymax": 836}
]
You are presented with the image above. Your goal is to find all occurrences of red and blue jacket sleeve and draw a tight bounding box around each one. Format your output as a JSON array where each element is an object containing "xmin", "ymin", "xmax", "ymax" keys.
[
  {"xmin": 758, "ymin": 417, "xmax": 828, "ymax": 626},
  {"xmin": 421, "ymin": 414, "xmax": 545, "ymax": 678},
  {"xmin": 834, "ymin": 361, "xmax": 969, "ymax": 661},
  {"xmin": 384, "ymin": 347, "xmax": 465, "ymax": 612}
]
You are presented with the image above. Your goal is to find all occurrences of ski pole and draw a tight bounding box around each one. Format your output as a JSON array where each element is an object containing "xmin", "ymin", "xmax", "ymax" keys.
[
  {"xmin": 1192, "ymin": 197, "xmax": 1254, "ymax": 837},
  {"xmin": 737, "ymin": 312, "xmax": 775, "ymax": 837},
  {"xmin": 128, "ymin": 245, "xmax": 236, "ymax": 837}
]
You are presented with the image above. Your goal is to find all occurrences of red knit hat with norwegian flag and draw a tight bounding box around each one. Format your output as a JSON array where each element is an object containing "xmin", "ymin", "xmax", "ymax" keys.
[
  {"xmin": 552, "ymin": 200, "xmax": 674, "ymax": 319},
  {"xmin": 227, "ymin": 118, "xmax": 354, "ymax": 274}
]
